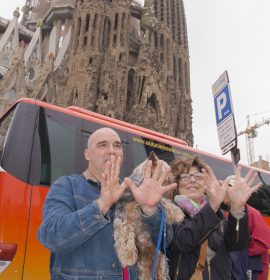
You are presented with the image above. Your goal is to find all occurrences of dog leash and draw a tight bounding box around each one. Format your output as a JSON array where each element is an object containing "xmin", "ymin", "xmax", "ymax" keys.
[
  {"xmin": 151, "ymin": 206, "xmax": 167, "ymax": 280},
  {"xmin": 123, "ymin": 267, "xmax": 129, "ymax": 280}
]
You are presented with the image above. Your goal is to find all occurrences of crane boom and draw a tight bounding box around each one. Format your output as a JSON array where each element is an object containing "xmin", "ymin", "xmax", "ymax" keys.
[{"xmin": 237, "ymin": 116, "xmax": 270, "ymax": 165}]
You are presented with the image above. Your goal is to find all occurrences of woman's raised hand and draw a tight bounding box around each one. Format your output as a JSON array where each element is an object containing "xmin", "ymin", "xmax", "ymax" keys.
[
  {"xmin": 202, "ymin": 166, "xmax": 228, "ymax": 212},
  {"xmin": 227, "ymin": 166, "xmax": 262, "ymax": 213}
]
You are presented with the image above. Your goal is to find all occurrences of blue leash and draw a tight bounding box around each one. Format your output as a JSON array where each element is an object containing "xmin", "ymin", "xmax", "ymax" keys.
[{"xmin": 151, "ymin": 207, "xmax": 167, "ymax": 280}]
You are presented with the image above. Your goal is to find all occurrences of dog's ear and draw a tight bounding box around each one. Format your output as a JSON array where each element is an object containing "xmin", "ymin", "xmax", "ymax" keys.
[{"xmin": 148, "ymin": 151, "xmax": 159, "ymax": 166}]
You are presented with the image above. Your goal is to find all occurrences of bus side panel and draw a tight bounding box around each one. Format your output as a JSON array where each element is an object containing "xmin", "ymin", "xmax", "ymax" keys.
[
  {"xmin": 0, "ymin": 172, "xmax": 31, "ymax": 280},
  {"xmin": 23, "ymin": 186, "xmax": 50, "ymax": 280}
]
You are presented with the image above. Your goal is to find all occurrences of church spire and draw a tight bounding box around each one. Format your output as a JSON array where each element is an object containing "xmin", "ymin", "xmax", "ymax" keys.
[
  {"xmin": 140, "ymin": 0, "xmax": 158, "ymax": 31},
  {"xmin": 13, "ymin": 7, "xmax": 20, "ymax": 18}
]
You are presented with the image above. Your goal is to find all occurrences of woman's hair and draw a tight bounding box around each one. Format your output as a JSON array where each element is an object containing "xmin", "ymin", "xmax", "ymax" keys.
[{"xmin": 169, "ymin": 156, "xmax": 208, "ymax": 199}]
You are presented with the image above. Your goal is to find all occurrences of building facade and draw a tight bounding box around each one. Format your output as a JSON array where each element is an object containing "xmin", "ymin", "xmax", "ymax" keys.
[{"xmin": 0, "ymin": 0, "xmax": 193, "ymax": 145}]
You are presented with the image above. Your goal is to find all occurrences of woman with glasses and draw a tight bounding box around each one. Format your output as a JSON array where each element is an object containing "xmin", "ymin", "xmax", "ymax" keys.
[{"xmin": 168, "ymin": 156, "xmax": 261, "ymax": 280}]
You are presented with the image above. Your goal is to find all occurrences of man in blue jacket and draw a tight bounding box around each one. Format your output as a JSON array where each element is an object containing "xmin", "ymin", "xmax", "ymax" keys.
[{"xmin": 37, "ymin": 127, "xmax": 176, "ymax": 280}]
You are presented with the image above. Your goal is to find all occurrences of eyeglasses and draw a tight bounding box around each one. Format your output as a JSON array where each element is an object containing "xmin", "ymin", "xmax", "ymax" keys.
[{"xmin": 179, "ymin": 172, "xmax": 203, "ymax": 182}]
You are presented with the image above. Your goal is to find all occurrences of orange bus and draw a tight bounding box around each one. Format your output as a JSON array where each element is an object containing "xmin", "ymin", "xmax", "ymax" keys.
[{"xmin": 0, "ymin": 98, "xmax": 269, "ymax": 280}]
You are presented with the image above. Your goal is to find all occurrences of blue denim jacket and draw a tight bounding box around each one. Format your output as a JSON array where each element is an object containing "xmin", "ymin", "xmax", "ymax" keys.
[{"xmin": 37, "ymin": 175, "xmax": 173, "ymax": 280}]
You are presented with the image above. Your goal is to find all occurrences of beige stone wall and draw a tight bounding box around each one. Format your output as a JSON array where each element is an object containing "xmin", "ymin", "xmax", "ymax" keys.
[{"xmin": 0, "ymin": 0, "xmax": 193, "ymax": 146}]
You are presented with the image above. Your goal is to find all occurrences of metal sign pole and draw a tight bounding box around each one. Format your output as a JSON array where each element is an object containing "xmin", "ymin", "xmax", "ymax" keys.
[
  {"xmin": 212, "ymin": 71, "xmax": 240, "ymax": 173},
  {"xmin": 230, "ymin": 146, "xmax": 240, "ymax": 174}
]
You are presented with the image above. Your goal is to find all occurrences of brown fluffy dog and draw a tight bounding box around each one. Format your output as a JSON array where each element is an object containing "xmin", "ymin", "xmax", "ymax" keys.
[{"xmin": 114, "ymin": 152, "xmax": 184, "ymax": 279}]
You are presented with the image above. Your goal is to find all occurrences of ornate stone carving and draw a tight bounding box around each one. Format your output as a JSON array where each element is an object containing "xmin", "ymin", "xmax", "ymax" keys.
[{"xmin": 0, "ymin": 0, "xmax": 193, "ymax": 146}]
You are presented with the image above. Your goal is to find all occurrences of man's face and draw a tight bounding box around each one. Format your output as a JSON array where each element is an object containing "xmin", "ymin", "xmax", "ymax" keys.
[{"xmin": 84, "ymin": 128, "xmax": 123, "ymax": 177}]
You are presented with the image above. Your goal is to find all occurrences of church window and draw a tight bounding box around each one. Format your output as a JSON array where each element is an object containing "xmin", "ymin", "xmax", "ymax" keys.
[
  {"xmin": 78, "ymin": 17, "xmax": 81, "ymax": 36},
  {"xmin": 154, "ymin": 31, "xmax": 158, "ymax": 48},
  {"xmin": 73, "ymin": 87, "xmax": 78, "ymax": 106},
  {"xmin": 126, "ymin": 69, "xmax": 135, "ymax": 110},
  {"xmin": 91, "ymin": 36, "xmax": 95, "ymax": 47},
  {"xmin": 154, "ymin": 1, "xmax": 157, "ymax": 17},
  {"xmin": 166, "ymin": 39, "xmax": 170, "ymax": 68},
  {"xmin": 114, "ymin": 13, "xmax": 119, "ymax": 30},
  {"xmin": 173, "ymin": 55, "xmax": 177, "ymax": 82},
  {"xmin": 73, "ymin": 18, "xmax": 81, "ymax": 53},
  {"xmin": 160, "ymin": 0, "xmax": 164, "ymax": 21},
  {"xmin": 85, "ymin": 14, "xmax": 90, "ymax": 32},
  {"xmin": 102, "ymin": 17, "xmax": 111, "ymax": 50},
  {"xmin": 121, "ymin": 13, "xmax": 126, "ymax": 29},
  {"xmin": 147, "ymin": 94, "xmax": 157, "ymax": 111},
  {"xmin": 178, "ymin": 58, "xmax": 182, "ymax": 76},
  {"xmin": 113, "ymin": 34, "xmax": 117, "ymax": 46},
  {"xmin": 160, "ymin": 53, "xmax": 164, "ymax": 63},
  {"xmin": 138, "ymin": 76, "xmax": 146, "ymax": 103},
  {"xmin": 61, "ymin": 19, "xmax": 65, "ymax": 31},
  {"xmin": 28, "ymin": 67, "xmax": 35, "ymax": 80},
  {"xmin": 120, "ymin": 34, "xmax": 124, "ymax": 47},
  {"xmin": 160, "ymin": 34, "xmax": 164, "ymax": 49},
  {"xmin": 167, "ymin": 0, "xmax": 170, "ymax": 26},
  {"xmin": 93, "ymin": 14, "xmax": 98, "ymax": 30},
  {"xmin": 58, "ymin": 36, "xmax": 64, "ymax": 48}
]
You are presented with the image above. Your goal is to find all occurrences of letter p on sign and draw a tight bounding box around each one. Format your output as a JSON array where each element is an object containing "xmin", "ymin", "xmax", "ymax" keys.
[
  {"xmin": 214, "ymin": 84, "xmax": 232, "ymax": 125},
  {"xmin": 216, "ymin": 92, "xmax": 227, "ymax": 121}
]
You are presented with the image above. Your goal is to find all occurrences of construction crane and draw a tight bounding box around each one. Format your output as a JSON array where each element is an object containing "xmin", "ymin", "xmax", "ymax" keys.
[{"xmin": 237, "ymin": 116, "xmax": 270, "ymax": 165}]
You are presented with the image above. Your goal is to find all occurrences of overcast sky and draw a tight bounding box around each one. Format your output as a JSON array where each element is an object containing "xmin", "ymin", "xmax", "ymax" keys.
[
  {"xmin": 2, "ymin": 0, "xmax": 270, "ymax": 166},
  {"xmin": 1, "ymin": 0, "xmax": 25, "ymax": 20},
  {"xmin": 183, "ymin": 0, "xmax": 270, "ymax": 166}
]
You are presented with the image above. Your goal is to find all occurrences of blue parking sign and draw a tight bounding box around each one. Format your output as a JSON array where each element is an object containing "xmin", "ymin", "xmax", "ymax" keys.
[{"xmin": 214, "ymin": 84, "xmax": 233, "ymax": 125}]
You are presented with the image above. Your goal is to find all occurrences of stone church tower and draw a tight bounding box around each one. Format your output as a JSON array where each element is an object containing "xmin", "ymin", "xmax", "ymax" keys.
[
  {"xmin": 60, "ymin": 0, "xmax": 131, "ymax": 120},
  {"xmin": 125, "ymin": 0, "xmax": 192, "ymax": 142},
  {"xmin": 0, "ymin": 0, "xmax": 193, "ymax": 145}
]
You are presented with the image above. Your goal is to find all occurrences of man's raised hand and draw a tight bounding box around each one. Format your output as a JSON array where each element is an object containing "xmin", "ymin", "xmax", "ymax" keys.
[{"xmin": 97, "ymin": 155, "xmax": 127, "ymax": 214}]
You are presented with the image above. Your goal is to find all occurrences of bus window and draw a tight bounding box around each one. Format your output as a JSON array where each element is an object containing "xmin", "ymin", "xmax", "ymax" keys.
[
  {"xmin": 0, "ymin": 102, "xmax": 39, "ymax": 183},
  {"xmin": 30, "ymin": 107, "xmax": 83, "ymax": 186},
  {"xmin": 127, "ymin": 134, "xmax": 177, "ymax": 173}
]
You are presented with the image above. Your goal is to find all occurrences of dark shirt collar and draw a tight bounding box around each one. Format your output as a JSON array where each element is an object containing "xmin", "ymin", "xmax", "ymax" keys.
[
  {"xmin": 87, "ymin": 178, "xmax": 100, "ymax": 186},
  {"xmin": 81, "ymin": 174, "xmax": 101, "ymax": 191}
]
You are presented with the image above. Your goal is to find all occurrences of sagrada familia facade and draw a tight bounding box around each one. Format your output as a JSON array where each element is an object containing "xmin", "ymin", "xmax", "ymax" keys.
[{"xmin": 0, "ymin": 0, "xmax": 193, "ymax": 145}]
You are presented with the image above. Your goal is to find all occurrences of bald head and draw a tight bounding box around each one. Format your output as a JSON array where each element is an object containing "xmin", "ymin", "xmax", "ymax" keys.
[
  {"xmin": 84, "ymin": 127, "xmax": 123, "ymax": 180},
  {"xmin": 88, "ymin": 127, "xmax": 121, "ymax": 148}
]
